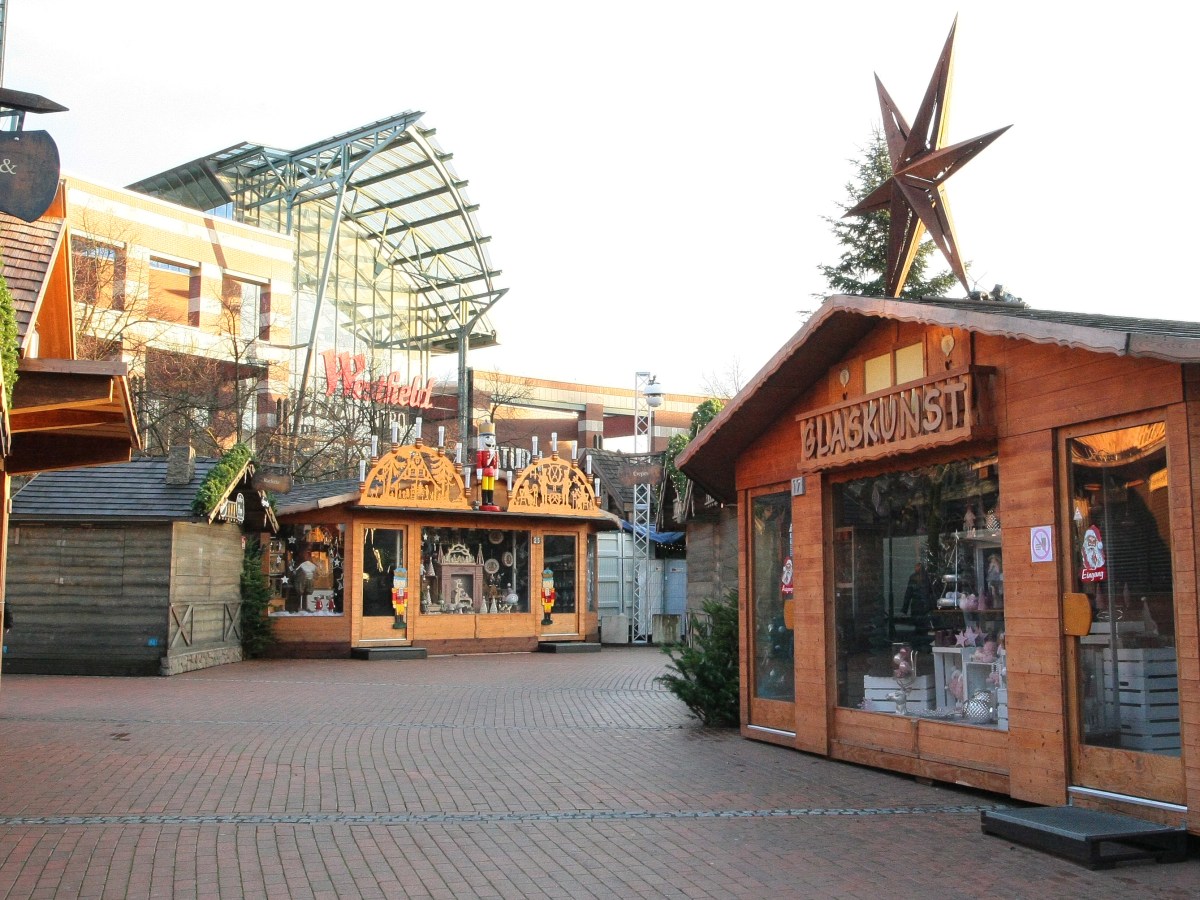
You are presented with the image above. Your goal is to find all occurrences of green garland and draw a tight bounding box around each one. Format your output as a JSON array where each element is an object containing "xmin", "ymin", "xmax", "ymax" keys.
[
  {"xmin": 0, "ymin": 261, "xmax": 19, "ymax": 407},
  {"xmin": 662, "ymin": 397, "xmax": 725, "ymax": 499},
  {"xmin": 191, "ymin": 442, "xmax": 253, "ymax": 516}
]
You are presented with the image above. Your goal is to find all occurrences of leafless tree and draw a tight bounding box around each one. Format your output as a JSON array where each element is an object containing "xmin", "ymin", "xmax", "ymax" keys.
[
  {"xmin": 701, "ymin": 360, "xmax": 746, "ymax": 400},
  {"xmin": 72, "ymin": 214, "xmax": 269, "ymax": 457},
  {"xmin": 70, "ymin": 213, "xmax": 174, "ymax": 363},
  {"xmin": 474, "ymin": 369, "xmax": 536, "ymax": 422}
]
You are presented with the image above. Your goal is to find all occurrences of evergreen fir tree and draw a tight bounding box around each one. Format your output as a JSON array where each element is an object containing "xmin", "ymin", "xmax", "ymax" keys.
[
  {"xmin": 240, "ymin": 538, "xmax": 274, "ymax": 657},
  {"xmin": 818, "ymin": 130, "xmax": 960, "ymax": 299},
  {"xmin": 657, "ymin": 590, "xmax": 740, "ymax": 727}
]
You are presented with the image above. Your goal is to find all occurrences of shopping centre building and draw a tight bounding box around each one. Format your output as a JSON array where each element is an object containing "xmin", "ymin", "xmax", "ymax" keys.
[
  {"xmin": 4, "ymin": 112, "xmax": 703, "ymax": 669},
  {"xmin": 65, "ymin": 112, "xmax": 696, "ymax": 468}
]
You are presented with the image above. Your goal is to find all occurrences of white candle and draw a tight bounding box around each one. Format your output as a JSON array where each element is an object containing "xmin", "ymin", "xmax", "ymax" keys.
[
  {"xmin": 464, "ymin": 467, "xmax": 471, "ymax": 488},
  {"xmin": 455, "ymin": 444, "xmax": 462, "ymax": 464},
  {"xmin": 370, "ymin": 435, "xmax": 378, "ymax": 458},
  {"xmin": 438, "ymin": 425, "xmax": 445, "ymax": 447},
  {"xmin": 532, "ymin": 436, "xmax": 538, "ymax": 455},
  {"xmin": 586, "ymin": 455, "xmax": 592, "ymax": 476},
  {"xmin": 594, "ymin": 477, "xmax": 600, "ymax": 495},
  {"xmin": 415, "ymin": 417, "xmax": 422, "ymax": 439},
  {"xmin": 570, "ymin": 441, "xmax": 577, "ymax": 460},
  {"xmin": 359, "ymin": 459, "xmax": 367, "ymax": 482},
  {"xmin": 506, "ymin": 470, "xmax": 513, "ymax": 490},
  {"xmin": 551, "ymin": 432, "xmax": 558, "ymax": 452},
  {"xmin": 391, "ymin": 422, "xmax": 398, "ymax": 445}
]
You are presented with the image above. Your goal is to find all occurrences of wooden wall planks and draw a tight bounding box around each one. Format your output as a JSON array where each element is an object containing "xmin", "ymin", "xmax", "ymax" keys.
[{"xmin": 724, "ymin": 318, "xmax": 1200, "ymax": 824}]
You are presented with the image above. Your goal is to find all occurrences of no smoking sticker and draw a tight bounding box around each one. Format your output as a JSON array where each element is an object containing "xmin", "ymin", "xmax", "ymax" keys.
[{"xmin": 1030, "ymin": 525, "xmax": 1054, "ymax": 563}]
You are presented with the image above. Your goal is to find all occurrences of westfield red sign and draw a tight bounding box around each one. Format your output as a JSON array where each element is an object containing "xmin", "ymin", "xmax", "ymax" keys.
[{"xmin": 321, "ymin": 350, "xmax": 435, "ymax": 408}]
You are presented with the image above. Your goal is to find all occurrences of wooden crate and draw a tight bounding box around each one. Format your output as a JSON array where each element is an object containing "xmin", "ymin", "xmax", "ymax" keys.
[
  {"xmin": 863, "ymin": 675, "xmax": 933, "ymax": 712},
  {"xmin": 1097, "ymin": 647, "xmax": 1181, "ymax": 753}
]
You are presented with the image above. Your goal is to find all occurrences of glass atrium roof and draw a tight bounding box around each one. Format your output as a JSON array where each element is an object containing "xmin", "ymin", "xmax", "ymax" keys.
[{"xmin": 128, "ymin": 111, "xmax": 504, "ymax": 356}]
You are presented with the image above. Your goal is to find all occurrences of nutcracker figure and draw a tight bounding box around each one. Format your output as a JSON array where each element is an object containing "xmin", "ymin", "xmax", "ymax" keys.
[
  {"xmin": 391, "ymin": 565, "xmax": 408, "ymax": 629},
  {"xmin": 477, "ymin": 419, "xmax": 500, "ymax": 511},
  {"xmin": 540, "ymin": 567, "xmax": 556, "ymax": 625}
]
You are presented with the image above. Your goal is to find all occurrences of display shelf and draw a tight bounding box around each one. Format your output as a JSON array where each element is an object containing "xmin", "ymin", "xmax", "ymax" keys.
[
  {"xmin": 938, "ymin": 528, "xmax": 1004, "ymax": 612},
  {"xmin": 932, "ymin": 646, "xmax": 1004, "ymax": 724}
]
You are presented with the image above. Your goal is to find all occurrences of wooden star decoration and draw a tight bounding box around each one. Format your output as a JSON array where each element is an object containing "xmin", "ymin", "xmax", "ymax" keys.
[
  {"xmin": 845, "ymin": 18, "xmax": 1010, "ymax": 297},
  {"xmin": 955, "ymin": 624, "xmax": 982, "ymax": 647}
]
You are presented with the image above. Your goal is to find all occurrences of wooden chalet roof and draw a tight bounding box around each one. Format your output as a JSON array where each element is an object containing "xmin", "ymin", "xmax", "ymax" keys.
[
  {"xmin": 679, "ymin": 294, "xmax": 1200, "ymax": 503},
  {"xmin": 0, "ymin": 187, "xmax": 140, "ymax": 470},
  {"xmin": 582, "ymin": 448, "xmax": 649, "ymax": 513},
  {"xmin": 0, "ymin": 208, "xmax": 63, "ymax": 350},
  {"xmin": 273, "ymin": 479, "xmax": 362, "ymax": 517},
  {"xmin": 11, "ymin": 457, "xmax": 221, "ymax": 522}
]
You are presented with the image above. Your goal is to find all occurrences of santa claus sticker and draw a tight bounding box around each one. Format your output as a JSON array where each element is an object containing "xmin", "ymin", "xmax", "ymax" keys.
[{"xmin": 1080, "ymin": 525, "xmax": 1106, "ymax": 583}]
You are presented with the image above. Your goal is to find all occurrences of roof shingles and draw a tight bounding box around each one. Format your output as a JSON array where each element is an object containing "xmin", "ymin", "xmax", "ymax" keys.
[{"xmin": 11, "ymin": 457, "xmax": 219, "ymax": 521}]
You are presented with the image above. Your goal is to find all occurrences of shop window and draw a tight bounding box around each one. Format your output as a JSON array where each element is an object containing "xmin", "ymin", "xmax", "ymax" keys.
[
  {"xmin": 223, "ymin": 275, "xmax": 264, "ymax": 339},
  {"xmin": 832, "ymin": 457, "xmax": 1005, "ymax": 727},
  {"xmin": 269, "ymin": 523, "xmax": 345, "ymax": 616},
  {"xmin": 71, "ymin": 237, "xmax": 124, "ymax": 310},
  {"xmin": 751, "ymin": 492, "xmax": 794, "ymax": 701},
  {"xmin": 149, "ymin": 256, "xmax": 197, "ymax": 325},
  {"xmin": 895, "ymin": 343, "xmax": 925, "ymax": 384},
  {"xmin": 362, "ymin": 528, "xmax": 405, "ymax": 617},
  {"xmin": 544, "ymin": 535, "xmax": 578, "ymax": 614},
  {"xmin": 586, "ymin": 534, "xmax": 597, "ymax": 612},
  {"xmin": 864, "ymin": 343, "xmax": 925, "ymax": 394},
  {"xmin": 415, "ymin": 527, "xmax": 532, "ymax": 614},
  {"xmin": 864, "ymin": 354, "xmax": 892, "ymax": 394},
  {"xmin": 1068, "ymin": 422, "xmax": 1178, "ymax": 756}
]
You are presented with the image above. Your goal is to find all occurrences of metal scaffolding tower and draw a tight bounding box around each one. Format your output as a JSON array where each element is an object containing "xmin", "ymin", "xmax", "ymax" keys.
[{"xmin": 631, "ymin": 371, "xmax": 662, "ymax": 644}]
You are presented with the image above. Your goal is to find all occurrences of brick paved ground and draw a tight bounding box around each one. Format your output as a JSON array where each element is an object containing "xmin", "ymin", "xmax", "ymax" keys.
[{"xmin": 0, "ymin": 647, "xmax": 1195, "ymax": 899}]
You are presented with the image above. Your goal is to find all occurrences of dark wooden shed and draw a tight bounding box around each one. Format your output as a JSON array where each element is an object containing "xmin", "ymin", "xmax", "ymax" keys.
[{"xmin": 4, "ymin": 446, "xmax": 274, "ymax": 675}]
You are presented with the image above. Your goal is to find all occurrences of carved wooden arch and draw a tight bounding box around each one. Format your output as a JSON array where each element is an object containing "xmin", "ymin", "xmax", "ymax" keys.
[
  {"xmin": 360, "ymin": 442, "xmax": 470, "ymax": 509},
  {"xmin": 508, "ymin": 453, "xmax": 601, "ymax": 515}
]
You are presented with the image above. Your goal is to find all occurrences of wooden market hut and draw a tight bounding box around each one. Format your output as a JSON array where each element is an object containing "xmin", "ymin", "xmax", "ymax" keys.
[
  {"xmin": 266, "ymin": 438, "xmax": 618, "ymax": 657},
  {"xmin": 5, "ymin": 446, "xmax": 276, "ymax": 676},
  {"xmin": 679, "ymin": 293, "xmax": 1200, "ymax": 835},
  {"xmin": 0, "ymin": 189, "xmax": 140, "ymax": 686}
]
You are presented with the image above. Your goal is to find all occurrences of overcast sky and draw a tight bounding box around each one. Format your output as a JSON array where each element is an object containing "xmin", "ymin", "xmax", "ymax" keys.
[{"xmin": 7, "ymin": 2, "xmax": 1196, "ymax": 395}]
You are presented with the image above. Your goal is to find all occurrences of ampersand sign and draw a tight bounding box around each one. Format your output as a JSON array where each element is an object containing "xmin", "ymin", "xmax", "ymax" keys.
[{"xmin": 0, "ymin": 131, "xmax": 61, "ymax": 222}]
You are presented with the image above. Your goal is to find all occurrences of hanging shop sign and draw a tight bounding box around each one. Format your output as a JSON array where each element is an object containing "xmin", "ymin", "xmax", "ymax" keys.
[
  {"xmin": 618, "ymin": 464, "xmax": 663, "ymax": 487},
  {"xmin": 796, "ymin": 368, "xmax": 992, "ymax": 470},
  {"xmin": 0, "ymin": 130, "xmax": 61, "ymax": 222},
  {"xmin": 321, "ymin": 350, "xmax": 435, "ymax": 408}
]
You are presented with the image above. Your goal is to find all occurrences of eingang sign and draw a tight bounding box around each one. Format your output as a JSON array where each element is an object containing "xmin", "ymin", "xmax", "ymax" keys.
[{"xmin": 321, "ymin": 351, "xmax": 435, "ymax": 408}]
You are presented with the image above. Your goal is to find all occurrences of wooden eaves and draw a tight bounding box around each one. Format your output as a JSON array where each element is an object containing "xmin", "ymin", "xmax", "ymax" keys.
[
  {"xmin": 678, "ymin": 294, "xmax": 1200, "ymax": 503},
  {"xmin": 5, "ymin": 357, "xmax": 140, "ymax": 475}
]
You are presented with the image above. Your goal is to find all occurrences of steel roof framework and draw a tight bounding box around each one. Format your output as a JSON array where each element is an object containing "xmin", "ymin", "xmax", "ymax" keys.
[{"xmin": 129, "ymin": 111, "xmax": 506, "ymax": 443}]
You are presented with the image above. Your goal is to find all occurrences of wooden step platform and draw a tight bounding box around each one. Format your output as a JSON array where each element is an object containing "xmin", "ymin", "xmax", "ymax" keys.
[
  {"xmin": 351, "ymin": 646, "xmax": 427, "ymax": 661},
  {"xmin": 536, "ymin": 642, "xmax": 601, "ymax": 654},
  {"xmin": 981, "ymin": 806, "xmax": 1188, "ymax": 869}
]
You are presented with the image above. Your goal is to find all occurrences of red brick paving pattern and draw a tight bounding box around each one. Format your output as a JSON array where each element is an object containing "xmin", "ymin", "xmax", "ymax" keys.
[{"xmin": 0, "ymin": 648, "xmax": 1196, "ymax": 898}]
